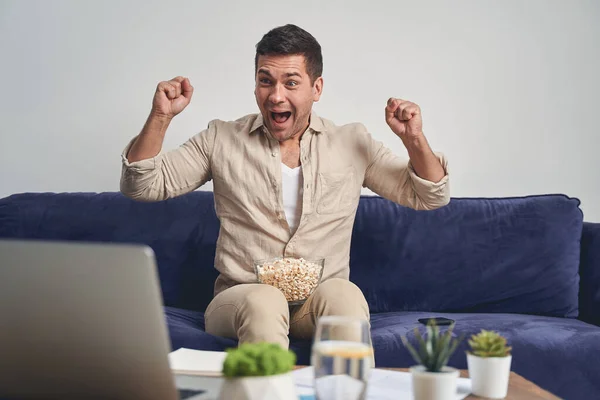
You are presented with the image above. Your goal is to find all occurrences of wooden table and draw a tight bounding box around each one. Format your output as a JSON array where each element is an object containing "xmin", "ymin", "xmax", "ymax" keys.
[
  {"xmin": 176, "ymin": 366, "xmax": 560, "ymax": 399},
  {"xmin": 388, "ymin": 368, "xmax": 559, "ymax": 400}
]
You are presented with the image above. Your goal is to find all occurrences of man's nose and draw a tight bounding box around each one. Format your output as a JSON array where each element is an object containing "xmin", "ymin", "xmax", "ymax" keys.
[{"xmin": 268, "ymin": 83, "xmax": 285, "ymax": 104}]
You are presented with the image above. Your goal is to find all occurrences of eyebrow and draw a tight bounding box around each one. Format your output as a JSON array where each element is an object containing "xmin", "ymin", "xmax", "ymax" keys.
[{"xmin": 258, "ymin": 69, "xmax": 302, "ymax": 79}]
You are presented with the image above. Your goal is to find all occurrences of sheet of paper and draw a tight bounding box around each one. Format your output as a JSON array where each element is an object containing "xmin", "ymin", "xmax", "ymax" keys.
[
  {"xmin": 169, "ymin": 348, "xmax": 226, "ymax": 376},
  {"xmin": 293, "ymin": 365, "xmax": 317, "ymax": 387},
  {"xmin": 293, "ymin": 366, "xmax": 471, "ymax": 400}
]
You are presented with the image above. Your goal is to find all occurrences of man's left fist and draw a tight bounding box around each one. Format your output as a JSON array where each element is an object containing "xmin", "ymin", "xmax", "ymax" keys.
[{"xmin": 385, "ymin": 98, "xmax": 423, "ymax": 141}]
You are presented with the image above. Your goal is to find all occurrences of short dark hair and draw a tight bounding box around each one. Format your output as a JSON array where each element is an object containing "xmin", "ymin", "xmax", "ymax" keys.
[{"xmin": 255, "ymin": 24, "xmax": 323, "ymax": 83}]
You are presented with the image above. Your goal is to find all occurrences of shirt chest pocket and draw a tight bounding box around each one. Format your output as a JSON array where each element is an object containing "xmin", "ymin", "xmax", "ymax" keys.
[{"xmin": 316, "ymin": 166, "xmax": 357, "ymax": 215}]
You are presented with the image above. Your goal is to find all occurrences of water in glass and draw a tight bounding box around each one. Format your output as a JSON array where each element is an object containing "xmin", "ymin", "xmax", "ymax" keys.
[{"xmin": 311, "ymin": 316, "xmax": 373, "ymax": 400}]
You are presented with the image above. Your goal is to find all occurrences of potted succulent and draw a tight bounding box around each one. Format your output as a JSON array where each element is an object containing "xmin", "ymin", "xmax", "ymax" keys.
[
  {"xmin": 467, "ymin": 330, "xmax": 512, "ymax": 399},
  {"xmin": 218, "ymin": 342, "xmax": 297, "ymax": 400},
  {"xmin": 401, "ymin": 321, "xmax": 464, "ymax": 400}
]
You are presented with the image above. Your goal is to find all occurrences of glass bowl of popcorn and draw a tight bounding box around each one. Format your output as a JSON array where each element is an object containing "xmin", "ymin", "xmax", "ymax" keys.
[{"xmin": 254, "ymin": 257, "xmax": 325, "ymax": 305}]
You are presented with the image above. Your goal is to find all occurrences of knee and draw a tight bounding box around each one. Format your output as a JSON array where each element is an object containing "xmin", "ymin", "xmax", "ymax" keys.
[
  {"xmin": 313, "ymin": 279, "xmax": 370, "ymax": 318},
  {"xmin": 231, "ymin": 285, "xmax": 290, "ymax": 348},
  {"xmin": 241, "ymin": 284, "xmax": 289, "ymax": 319}
]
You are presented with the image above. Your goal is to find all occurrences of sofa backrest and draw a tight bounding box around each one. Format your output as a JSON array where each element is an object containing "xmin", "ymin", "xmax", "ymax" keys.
[
  {"xmin": 0, "ymin": 192, "xmax": 220, "ymax": 311},
  {"xmin": 0, "ymin": 192, "xmax": 583, "ymax": 317},
  {"xmin": 350, "ymin": 194, "xmax": 582, "ymax": 317},
  {"xmin": 579, "ymin": 222, "xmax": 600, "ymax": 326}
]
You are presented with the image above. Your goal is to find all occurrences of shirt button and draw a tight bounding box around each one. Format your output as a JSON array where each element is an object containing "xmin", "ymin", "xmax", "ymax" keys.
[{"xmin": 272, "ymin": 152, "xmax": 277, "ymax": 157}]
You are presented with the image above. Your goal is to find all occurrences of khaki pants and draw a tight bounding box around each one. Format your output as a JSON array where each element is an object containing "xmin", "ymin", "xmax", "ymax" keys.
[{"xmin": 205, "ymin": 278, "xmax": 371, "ymax": 349}]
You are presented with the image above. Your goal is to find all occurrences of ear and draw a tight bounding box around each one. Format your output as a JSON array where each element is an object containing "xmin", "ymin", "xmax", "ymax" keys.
[{"xmin": 312, "ymin": 77, "xmax": 323, "ymax": 102}]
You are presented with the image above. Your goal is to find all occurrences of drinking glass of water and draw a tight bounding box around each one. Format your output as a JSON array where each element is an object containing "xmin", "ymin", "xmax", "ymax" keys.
[{"xmin": 311, "ymin": 316, "xmax": 374, "ymax": 400}]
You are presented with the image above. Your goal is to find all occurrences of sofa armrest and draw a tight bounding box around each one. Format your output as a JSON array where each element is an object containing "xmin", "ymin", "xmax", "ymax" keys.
[{"xmin": 579, "ymin": 222, "xmax": 600, "ymax": 326}]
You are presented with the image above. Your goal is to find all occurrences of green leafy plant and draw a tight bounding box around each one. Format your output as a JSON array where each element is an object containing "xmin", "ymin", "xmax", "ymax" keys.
[
  {"xmin": 222, "ymin": 342, "xmax": 296, "ymax": 378},
  {"xmin": 401, "ymin": 320, "xmax": 463, "ymax": 372},
  {"xmin": 468, "ymin": 329, "xmax": 512, "ymax": 358}
]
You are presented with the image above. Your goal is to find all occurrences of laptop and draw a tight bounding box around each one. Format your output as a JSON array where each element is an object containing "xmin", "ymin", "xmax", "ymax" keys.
[{"xmin": 0, "ymin": 239, "xmax": 211, "ymax": 399}]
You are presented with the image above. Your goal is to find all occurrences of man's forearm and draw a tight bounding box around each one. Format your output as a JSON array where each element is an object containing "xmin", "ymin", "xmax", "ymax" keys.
[
  {"xmin": 126, "ymin": 113, "xmax": 172, "ymax": 163},
  {"xmin": 402, "ymin": 134, "xmax": 445, "ymax": 183}
]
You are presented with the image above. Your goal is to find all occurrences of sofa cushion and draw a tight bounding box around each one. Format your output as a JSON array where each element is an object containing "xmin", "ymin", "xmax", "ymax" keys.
[
  {"xmin": 579, "ymin": 222, "xmax": 600, "ymax": 326},
  {"xmin": 350, "ymin": 195, "xmax": 583, "ymax": 317},
  {"xmin": 0, "ymin": 192, "xmax": 220, "ymax": 311},
  {"xmin": 370, "ymin": 311, "xmax": 600, "ymax": 399},
  {"xmin": 165, "ymin": 307, "xmax": 235, "ymax": 352}
]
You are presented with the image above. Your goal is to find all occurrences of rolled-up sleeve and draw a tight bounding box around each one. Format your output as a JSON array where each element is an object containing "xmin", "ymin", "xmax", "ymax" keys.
[
  {"xmin": 120, "ymin": 121, "xmax": 216, "ymax": 201},
  {"xmin": 362, "ymin": 131, "xmax": 450, "ymax": 210}
]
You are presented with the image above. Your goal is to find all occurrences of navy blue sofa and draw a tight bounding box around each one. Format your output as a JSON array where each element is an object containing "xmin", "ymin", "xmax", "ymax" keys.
[{"xmin": 1, "ymin": 191, "xmax": 599, "ymax": 398}]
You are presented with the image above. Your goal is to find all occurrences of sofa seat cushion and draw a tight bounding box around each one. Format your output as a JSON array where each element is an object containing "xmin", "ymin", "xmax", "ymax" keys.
[
  {"xmin": 370, "ymin": 311, "xmax": 600, "ymax": 398},
  {"xmin": 165, "ymin": 307, "xmax": 235, "ymax": 352}
]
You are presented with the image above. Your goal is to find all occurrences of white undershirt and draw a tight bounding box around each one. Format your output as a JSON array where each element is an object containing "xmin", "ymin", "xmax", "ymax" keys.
[{"xmin": 281, "ymin": 163, "xmax": 303, "ymax": 233}]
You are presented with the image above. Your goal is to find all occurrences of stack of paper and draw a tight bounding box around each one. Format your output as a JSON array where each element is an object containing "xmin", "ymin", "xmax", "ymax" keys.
[
  {"xmin": 168, "ymin": 348, "xmax": 226, "ymax": 377},
  {"xmin": 292, "ymin": 366, "xmax": 472, "ymax": 400}
]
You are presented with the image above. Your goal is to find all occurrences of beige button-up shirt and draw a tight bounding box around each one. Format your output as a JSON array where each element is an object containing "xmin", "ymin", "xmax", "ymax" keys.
[{"xmin": 120, "ymin": 112, "xmax": 450, "ymax": 297}]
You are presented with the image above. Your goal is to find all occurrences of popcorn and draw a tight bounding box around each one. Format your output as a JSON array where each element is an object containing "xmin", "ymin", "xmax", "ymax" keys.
[{"xmin": 256, "ymin": 257, "xmax": 323, "ymax": 303}]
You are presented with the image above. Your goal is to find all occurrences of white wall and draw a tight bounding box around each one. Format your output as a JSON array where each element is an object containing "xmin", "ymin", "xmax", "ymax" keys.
[{"xmin": 1, "ymin": 0, "xmax": 599, "ymax": 221}]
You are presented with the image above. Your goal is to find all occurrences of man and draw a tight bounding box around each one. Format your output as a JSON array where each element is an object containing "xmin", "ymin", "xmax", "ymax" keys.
[{"xmin": 120, "ymin": 24, "xmax": 449, "ymax": 351}]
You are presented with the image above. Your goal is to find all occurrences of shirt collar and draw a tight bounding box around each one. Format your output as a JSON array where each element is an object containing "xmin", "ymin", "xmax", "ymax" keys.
[{"xmin": 250, "ymin": 111, "xmax": 326, "ymax": 135}]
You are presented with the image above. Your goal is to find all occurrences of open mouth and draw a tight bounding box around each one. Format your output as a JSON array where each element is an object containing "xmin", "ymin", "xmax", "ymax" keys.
[{"xmin": 271, "ymin": 111, "xmax": 292, "ymax": 124}]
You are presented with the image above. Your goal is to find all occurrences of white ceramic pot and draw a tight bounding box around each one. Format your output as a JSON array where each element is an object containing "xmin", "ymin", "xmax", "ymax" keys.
[
  {"xmin": 410, "ymin": 365, "xmax": 459, "ymax": 400},
  {"xmin": 217, "ymin": 372, "xmax": 297, "ymax": 400},
  {"xmin": 467, "ymin": 353, "xmax": 512, "ymax": 399}
]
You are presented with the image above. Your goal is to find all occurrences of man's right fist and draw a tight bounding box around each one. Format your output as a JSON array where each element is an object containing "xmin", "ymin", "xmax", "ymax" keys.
[{"xmin": 151, "ymin": 76, "xmax": 194, "ymax": 119}]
